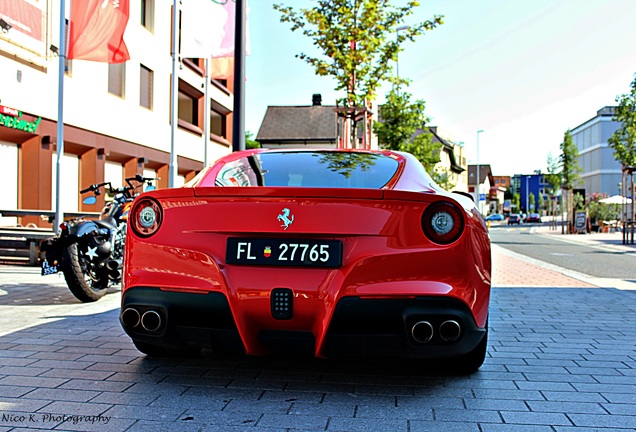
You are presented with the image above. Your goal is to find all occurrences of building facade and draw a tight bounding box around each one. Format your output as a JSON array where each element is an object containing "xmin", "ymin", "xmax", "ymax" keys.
[
  {"xmin": 467, "ymin": 165, "xmax": 493, "ymax": 215},
  {"xmin": 512, "ymin": 173, "xmax": 549, "ymax": 213},
  {"xmin": 257, "ymin": 94, "xmax": 378, "ymax": 150},
  {"xmin": 0, "ymin": 0, "xmax": 233, "ymax": 227},
  {"xmin": 570, "ymin": 106, "xmax": 622, "ymax": 197}
]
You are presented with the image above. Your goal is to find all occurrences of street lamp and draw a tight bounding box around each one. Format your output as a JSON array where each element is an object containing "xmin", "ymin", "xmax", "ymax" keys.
[
  {"xmin": 475, "ymin": 130, "xmax": 484, "ymax": 212},
  {"xmin": 395, "ymin": 25, "xmax": 410, "ymax": 79},
  {"xmin": 525, "ymin": 175, "xmax": 530, "ymax": 214}
]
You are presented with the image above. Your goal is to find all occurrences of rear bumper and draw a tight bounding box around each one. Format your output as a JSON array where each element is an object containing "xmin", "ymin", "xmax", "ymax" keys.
[{"xmin": 121, "ymin": 287, "xmax": 486, "ymax": 359}]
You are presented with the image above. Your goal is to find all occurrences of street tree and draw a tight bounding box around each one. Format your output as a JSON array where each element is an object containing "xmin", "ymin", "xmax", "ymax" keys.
[
  {"xmin": 245, "ymin": 131, "xmax": 260, "ymax": 149},
  {"xmin": 528, "ymin": 192, "xmax": 535, "ymax": 212},
  {"xmin": 374, "ymin": 83, "xmax": 443, "ymax": 180},
  {"xmin": 608, "ymin": 74, "xmax": 636, "ymax": 221},
  {"xmin": 273, "ymin": 0, "xmax": 443, "ymax": 146},
  {"xmin": 560, "ymin": 130, "xmax": 582, "ymax": 233},
  {"xmin": 512, "ymin": 193, "xmax": 520, "ymax": 213},
  {"xmin": 608, "ymin": 74, "xmax": 636, "ymax": 169},
  {"xmin": 545, "ymin": 152, "xmax": 561, "ymax": 228}
]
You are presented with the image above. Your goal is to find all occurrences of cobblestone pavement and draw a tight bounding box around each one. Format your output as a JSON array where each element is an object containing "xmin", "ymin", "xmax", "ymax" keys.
[{"xmin": 0, "ymin": 242, "xmax": 635, "ymax": 431}]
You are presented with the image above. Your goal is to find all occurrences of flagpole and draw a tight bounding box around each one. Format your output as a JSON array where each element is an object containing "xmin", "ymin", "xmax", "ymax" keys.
[
  {"xmin": 232, "ymin": 0, "xmax": 246, "ymax": 152},
  {"xmin": 203, "ymin": 57, "xmax": 210, "ymax": 167},
  {"xmin": 169, "ymin": 0, "xmax": 179, "ymax": 187},
  {"xmin": 54, "ymin": 0, "xmax": 68, "ymax": 234}
]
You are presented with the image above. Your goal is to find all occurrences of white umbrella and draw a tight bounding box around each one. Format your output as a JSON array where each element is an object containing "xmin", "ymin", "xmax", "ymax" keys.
[{"xmin": 599, "ymin": 195, "xmax": 632, "ymax": 204}]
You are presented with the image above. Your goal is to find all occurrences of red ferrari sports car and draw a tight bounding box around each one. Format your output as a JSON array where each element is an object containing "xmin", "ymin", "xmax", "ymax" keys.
[{"xmin": 121, "ymin": 149, "xmax": 491, "ymax": 372}]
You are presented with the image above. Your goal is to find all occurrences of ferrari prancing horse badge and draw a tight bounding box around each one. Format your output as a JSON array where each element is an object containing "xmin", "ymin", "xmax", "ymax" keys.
[{"xmin": 277, "ymin": 208, "xmax": 294, "ymax": 230}]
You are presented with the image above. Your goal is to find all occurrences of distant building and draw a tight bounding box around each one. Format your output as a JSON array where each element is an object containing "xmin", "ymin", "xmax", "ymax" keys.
[
  {"xmin": 570, "ymin": 106, "xmax": 622, "ymax": 197},
  {"xmin": 493, "ymin": 176, "xmax": 511, "ymax": 190},
  {"xmin": 512, "ymin": 173, "xmax": 549, "ymax": 213},
  {"xmin": 468, "ymin": 165, "xmax": 493, "ymax": 214},
  {"xmin": 256, "ymin": 94, "xmax": 377, "ymax": 150},
  {"xmin": 426, "ymin": 127, "xmax": 467, "ymax": 193}
]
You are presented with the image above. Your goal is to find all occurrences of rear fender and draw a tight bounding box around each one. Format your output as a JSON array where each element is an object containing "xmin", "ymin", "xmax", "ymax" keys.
[{"xmin": 69, "ymin": 221, "xmax": 110, "ymax": 238}]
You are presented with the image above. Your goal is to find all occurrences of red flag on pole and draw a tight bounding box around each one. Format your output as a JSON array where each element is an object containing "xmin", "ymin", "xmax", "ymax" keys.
[{"xmin": 68, "ymin": 0, "xmax": 130, "ymax": 63}]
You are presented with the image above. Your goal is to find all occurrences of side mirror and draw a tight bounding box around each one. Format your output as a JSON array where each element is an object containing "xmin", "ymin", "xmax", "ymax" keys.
[
  {"xmin": 145, "ymin": 185, "xmax": 155, "ymax": 192},
  {"xmin": 83, "ymin": 196, "xmax": 97, "ymax": 205}
]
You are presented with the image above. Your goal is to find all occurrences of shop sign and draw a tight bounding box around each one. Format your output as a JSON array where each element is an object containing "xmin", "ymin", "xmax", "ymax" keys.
[{"xmin": 0, "ymin": 104, "xmax": 41, "ymax": 133}]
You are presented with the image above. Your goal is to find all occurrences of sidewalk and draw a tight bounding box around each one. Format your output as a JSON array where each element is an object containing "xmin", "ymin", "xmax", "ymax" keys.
[{"xmin": 491, "ymin": 224, "xmax": 636, "ymax": 290}]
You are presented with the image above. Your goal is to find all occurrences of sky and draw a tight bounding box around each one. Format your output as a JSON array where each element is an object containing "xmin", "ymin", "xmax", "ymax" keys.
[{"xmin": 243, "ymin": 0, "xmax": 636, "ymax": 177}]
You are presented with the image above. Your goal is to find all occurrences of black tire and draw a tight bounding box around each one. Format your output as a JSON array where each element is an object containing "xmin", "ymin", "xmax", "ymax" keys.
[
  {"xmin": 133, "ymin": 341, "xmax": 200, "ymax": 358},
  {"xmin": 61, "ymin": 243, "xmax": 108, "ymax": 302}
]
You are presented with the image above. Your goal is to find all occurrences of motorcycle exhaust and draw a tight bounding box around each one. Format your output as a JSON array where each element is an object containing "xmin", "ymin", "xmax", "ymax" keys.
[
  {"xmin": 106, "ymin": 259, "xmax": 122, "ymax": 280},
  {"xmin": 106, "ymin": 259, "xmax": 120, "ymax": 271}
]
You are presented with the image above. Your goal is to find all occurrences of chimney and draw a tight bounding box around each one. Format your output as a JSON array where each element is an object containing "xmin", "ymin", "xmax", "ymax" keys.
[{"xmin": 312, "ymin": 94, "xmax": 322, "ymax": 106}]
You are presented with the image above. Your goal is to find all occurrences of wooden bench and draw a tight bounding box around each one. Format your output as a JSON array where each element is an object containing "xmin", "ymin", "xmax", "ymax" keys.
[
  {"xmin": 0, "ymin": 227, "xmax": 54, "ymax": 265},
  {"xmin": 0, "ymin": 209, "xmax": 101, "ymax": 266}
]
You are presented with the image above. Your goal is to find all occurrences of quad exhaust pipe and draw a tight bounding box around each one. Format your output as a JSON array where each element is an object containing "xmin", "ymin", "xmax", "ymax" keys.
[
  {"xmin": 141, "ymin": 310, "xmax": 162, "ymax": 332},
  {"xmin": 411, "ymin": 321, "xmax": 434, "ymax": 343},
  {"xmin": 121, "ymin": 307, "xmax": 162, "ymax": 332},
  {"xmin": 121, "ymin": 308, "xmax": 140, "ymax": 328},
  {"xmin": 411, "ymin": 319, "xmax": 462, "ymax": 344},
  {"xmin": 439, "ymin": 320, "xmax": 461, "ymax": 342}
]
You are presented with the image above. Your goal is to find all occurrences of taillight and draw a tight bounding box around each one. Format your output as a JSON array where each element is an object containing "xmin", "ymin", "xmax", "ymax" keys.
[
  {"xmin": 421, "ymin": 202, "xmax": 464, "ymax": 244},
  {"xmin": 131, "ymin": 198, "xmax": 163, "ymax": 237}
]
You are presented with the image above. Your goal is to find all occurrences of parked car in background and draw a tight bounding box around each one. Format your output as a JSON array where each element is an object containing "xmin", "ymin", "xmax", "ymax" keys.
[
  {"xmin": 485, "ymin": 214, "xmax": 505, "ymax": 221},
  {"xmin": 526, "ymin": 213, "xmax": 542, "ymax": 223},
  {"xmin": 508, "ymin": 214, "xmax": 523, "ymax": 225},
  {"xmin": 120, "ymin": 149, "xmax": 492, "ymax": 373}
]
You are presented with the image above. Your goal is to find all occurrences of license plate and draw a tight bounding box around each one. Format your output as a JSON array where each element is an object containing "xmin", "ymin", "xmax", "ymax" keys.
[
  {"xmin": 41, "ymin": 260, "xmax": 60, "ymax": 276},
  {"xmin": 226, "ymin": 238, "xmax": 342, "ymax": 268}
]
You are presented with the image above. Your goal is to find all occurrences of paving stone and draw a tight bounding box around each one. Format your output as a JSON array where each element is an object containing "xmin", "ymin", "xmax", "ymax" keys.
[
  {"xmin": 22, "ymin": 387, "xmax": 101, "ymax": 403},
  {"xmin": 434, "ymin": 408, "xmax": 502, "ymax": 423},
  {"xmin": 527, "ymin": 400, "xmax": 607, "ymax": 414},
  {"xmin": 481, "ymin": 425, "xmax": 554, "ymax": 432},
  {"xmin": 0, "ymin": 375, "xmax": 68, "ymax": 388},
  {"xmin": 501, "ymin": 411, "xmax": 573, "ymax": 426},
  {"xmin": 569, "ymin": 413, "xmax": 636, "ymax": 429},
  {"xmin": 326, "ymin": 416, "xmax": 407, "ymax": 431},
  {"xmin": 410, "ymin": 421, "xmax": 479, "ymax": 432},
  {"xmin": 102, "ymin": 404, "xmax": 186, "ymax": 422}
]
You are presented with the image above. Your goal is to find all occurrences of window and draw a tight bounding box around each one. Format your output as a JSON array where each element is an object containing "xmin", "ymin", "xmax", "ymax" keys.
[
  {"xmin": 141, "ymin": 0, "xmax": 154, "ymax": 32},
  {"xmin": 108, "ymin": 63, "xmax": 125, "ymax": 98},
  {"xmin": 178, "ymin": 91, "xmax": 197, "ymax": 123},
  {"xmin": 176, "ymin": 80, "xmax": 203, "ymax": 133},
  {"xmin": 208, "ymin": 152, "xmax": 400, "ymax": 189},
  {"xmin": 210, "ymin": 108, "xmax": 226, "ymax": 138},
  {"xmin": 140, "ymin": 65, "xmax": 153, "ymax": 110}
]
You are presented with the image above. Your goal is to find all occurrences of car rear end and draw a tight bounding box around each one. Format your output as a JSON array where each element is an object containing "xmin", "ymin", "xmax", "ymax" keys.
[{"xmin": 122, "ymin": 186, "xmax": 490, "ymax": 360}]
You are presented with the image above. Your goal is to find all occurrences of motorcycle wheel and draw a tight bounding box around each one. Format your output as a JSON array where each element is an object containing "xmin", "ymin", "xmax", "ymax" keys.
[{"xmin": 62, "ymin": 243, "xmax": 109, "ymax": 302}]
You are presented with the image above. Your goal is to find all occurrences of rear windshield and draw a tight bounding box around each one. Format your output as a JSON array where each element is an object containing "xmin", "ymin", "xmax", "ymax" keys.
[{"xmin": 210, "ymin": 151, "xmax": 399, "ymax": 189}]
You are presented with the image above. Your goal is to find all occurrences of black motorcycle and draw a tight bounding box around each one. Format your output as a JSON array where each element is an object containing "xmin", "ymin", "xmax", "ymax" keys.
[{"xmin": 40, "ymin": 175, "xmax": 156, "ymax": 302}]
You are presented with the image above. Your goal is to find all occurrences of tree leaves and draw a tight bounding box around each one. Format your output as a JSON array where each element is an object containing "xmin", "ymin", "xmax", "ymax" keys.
[
  {"xmin": 560, "ymin": 130, "xmax": 582, "ymax": 190},
  {"xmin": 273, "ymin": 0, "xmax": 443, "ymax": 111},
  {"xmin": 374, "ymin": 83, "xmax": 444, "ymax": 180},
  {"xmin": 608, "ymin": 74, "xmax": 636, "ymax": 168}
]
